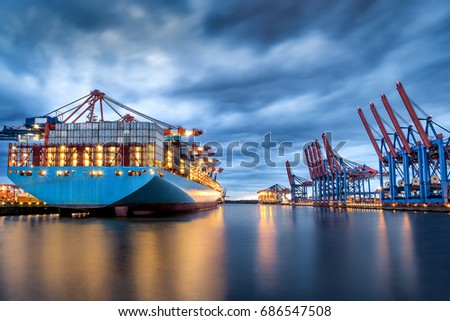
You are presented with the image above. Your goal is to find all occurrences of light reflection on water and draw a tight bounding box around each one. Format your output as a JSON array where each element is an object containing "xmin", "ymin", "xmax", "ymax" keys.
[
  {"xmin": 0, "ymin": 205, "xmax": 449, "ymax": 300},
  {"xmin": 256, "ymin": 205, "xmax": 276, "ymax": 291}
]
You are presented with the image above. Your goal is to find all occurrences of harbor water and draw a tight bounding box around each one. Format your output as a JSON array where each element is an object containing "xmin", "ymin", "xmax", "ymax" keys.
[{"xmin": 0, "ymin": 204, "xmax": 449, "ymax": 300}]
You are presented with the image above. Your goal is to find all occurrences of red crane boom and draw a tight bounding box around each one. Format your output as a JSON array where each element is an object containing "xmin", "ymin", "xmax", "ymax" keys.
[
  {"xmin": 357, "ymin": 107, "xmax": 385, "ymax": 162},
  {"xmin": 285, "ymin": 160, "xmax": 295, "ymax": 186},
  {"xmin": 304, "ymin": 147, "xmax": 314, "ymax": 179},
  {"xmin": 396, "ymin": 81, "xmax": 431, "ymax": 148},
  {"xmin": 369, "ymin": 102, "xmax": 398, "ymax": 158},
  {"xmin": 314, "ymin": 139, "xmax": 327, "ymax": 177},
  {"xmin": 380, "ymin": 93, "xmax": 412, "ymax": 154},
  {"xmin": 322, "ymin": 133, "xmax": 342, "ymax": 175}
]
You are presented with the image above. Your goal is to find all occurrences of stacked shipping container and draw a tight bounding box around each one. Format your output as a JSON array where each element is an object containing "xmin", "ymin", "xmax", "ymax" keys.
[{"xmin": 48, "ymin": 122, "xmax": 164, "ymax": 163}]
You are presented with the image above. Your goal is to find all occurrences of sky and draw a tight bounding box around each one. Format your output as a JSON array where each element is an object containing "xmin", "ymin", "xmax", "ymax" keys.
[{"xmin": 1, "ymin": 0, "xmax": 450, "ymax": 199}]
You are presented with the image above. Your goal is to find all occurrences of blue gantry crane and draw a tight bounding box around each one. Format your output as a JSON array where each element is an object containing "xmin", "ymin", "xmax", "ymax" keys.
[
  {"xmin": 285, "ymin": 160, "xmax": 312, "ymax": 203},
  {"xmin": 358, "ymin": 81, "xmax": 450, "ymax": 206},
  {"xmin": 303, "ymin": 134, "xmax": 378, "ymax": 205},
  {"xmin": 257, "ymin": 184, "xmax": 290, "ymax": 204}
]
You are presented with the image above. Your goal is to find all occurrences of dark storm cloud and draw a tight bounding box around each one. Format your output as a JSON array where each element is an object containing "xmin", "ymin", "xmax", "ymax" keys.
[
  {"xmin": 202, "ymin": 0, "xmax": 386, "ymax": 47},
  {"xmin": 203, "ymin": 0, "xmax": 312, "ymax": 46},
  {"xmin": 0, "ymin": 0, "xmax": 191, "ymax": 72},
  {"xmin": 0, "ymin": 0, "xmax": 449, "ymax": 198},
  {"xmin": 170, "ymin": 0, "xmax": 445, "ymax": 140},
  {"xmin": 202, "ymin": 0, "xmax": 410, "ymax": 56},
  {"xmin": 172, "ymin": 70, "xmax": 293, "ymax": 111},
  {"xmin": 177, "ymin": 0, "xmax": 431, "ymax": 113},
  {"xmin": 0, "ymin": 87, "xmax": 43, "ymax": 124}
]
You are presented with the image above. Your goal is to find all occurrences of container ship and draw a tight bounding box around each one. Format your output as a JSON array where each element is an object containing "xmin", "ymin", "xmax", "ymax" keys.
[{"xmin": 5, "ymin": 90, "xmax": 223, "ymax": 216}]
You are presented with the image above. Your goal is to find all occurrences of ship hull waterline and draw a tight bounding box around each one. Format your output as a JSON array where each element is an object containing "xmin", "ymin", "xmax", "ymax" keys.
[{"xmin": 7, "ymin": 166, "xmax": 222, "ymax": 216}]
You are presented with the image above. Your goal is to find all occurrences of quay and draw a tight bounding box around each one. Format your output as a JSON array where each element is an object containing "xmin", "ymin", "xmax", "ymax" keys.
[
  {"xmin": 291, "ymin": 201, "xmax": 450, "ymax": 213},
  {"xmin": 0, "ymin": 202, "xmax": 58, "ymax": 216}
]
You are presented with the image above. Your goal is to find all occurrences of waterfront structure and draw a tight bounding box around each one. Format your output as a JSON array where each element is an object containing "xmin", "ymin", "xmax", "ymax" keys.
[
  {"xmin": 358, "ymin": 82, "xmax": 449, "ymax": 207},
  {"xmin": 285, "ymin": 160, "xmax": 312, "ymax": 203},
  {"xmin": 303, "ymin": 133, "xmax": 378, "ymax": 205},
  {"xmin": 257, "ymin": 184, "xmax": 290, "ymax": 204}
]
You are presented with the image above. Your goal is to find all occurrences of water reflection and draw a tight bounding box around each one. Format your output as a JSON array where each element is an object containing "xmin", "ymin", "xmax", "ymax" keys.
[
  {"xmin": 257, "ymin": 205, "xmax": 277, "ymax": 290},
  {"xmin": 113, "ymin": 208, "xmax": 226, "ymax": 300},
  {"xmin": 374, "ymin": 212, "xmax": 419, "ymax": 299},
  {"xmin": 1, "ymin": 215, "xmax": 113, "ymax": 300},
  {"xmin": 399, "ymin": 214, "xmax": 418, "ymax": 297},
  {"xmin": 375, "ymin": 212, "xmax": 392, "ymax": 297},
  {"xmin": 0, "ymin": 205, "xmax": 448, "ymax": 300},
  {"xmin": 0, "ymin": 210, "xmax": 227, "ymax": 300}
]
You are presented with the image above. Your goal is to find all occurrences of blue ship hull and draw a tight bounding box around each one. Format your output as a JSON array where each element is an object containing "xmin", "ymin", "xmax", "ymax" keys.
[{"xmin": 7, "ymin": 166, "xmax": 221, "ymax": 214}]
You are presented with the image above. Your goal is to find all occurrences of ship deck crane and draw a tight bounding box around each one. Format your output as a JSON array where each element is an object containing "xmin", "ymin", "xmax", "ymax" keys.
[{"xmin": 2, "ymin": 89, "xmax": 206, "ymax": 145}]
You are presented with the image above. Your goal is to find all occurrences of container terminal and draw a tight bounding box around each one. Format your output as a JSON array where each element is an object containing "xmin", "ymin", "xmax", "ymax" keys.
[
  {"xmin": 257, "ymin": 184, "xmax": 290, "ymax": 204},
  {"xmin": 357, "ymin": 82, "xmax": 449, "ymax": 210},
  {"xmin": 258, "ymin": 82, "xmax": 450, "ymax": 213},
  {"xmin": 2, "ymin": 83, "xmax": 449, "ymax": 214}
]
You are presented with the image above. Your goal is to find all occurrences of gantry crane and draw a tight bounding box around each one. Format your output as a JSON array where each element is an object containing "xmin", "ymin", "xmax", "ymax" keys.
[
  {"xmin": 285, "ymin": 160, "xmax": 312, "ymax": 203},
  {"xmin": 358, "ymin": 82, "xmax": 449, "ymax": 206},
  {"xmin": 257, "ymin": 184, "xmax": 290, "ymax": 204},
  {"xmin": 304, "ymin": 133, "xmax": 378, "ymax": 205}
]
